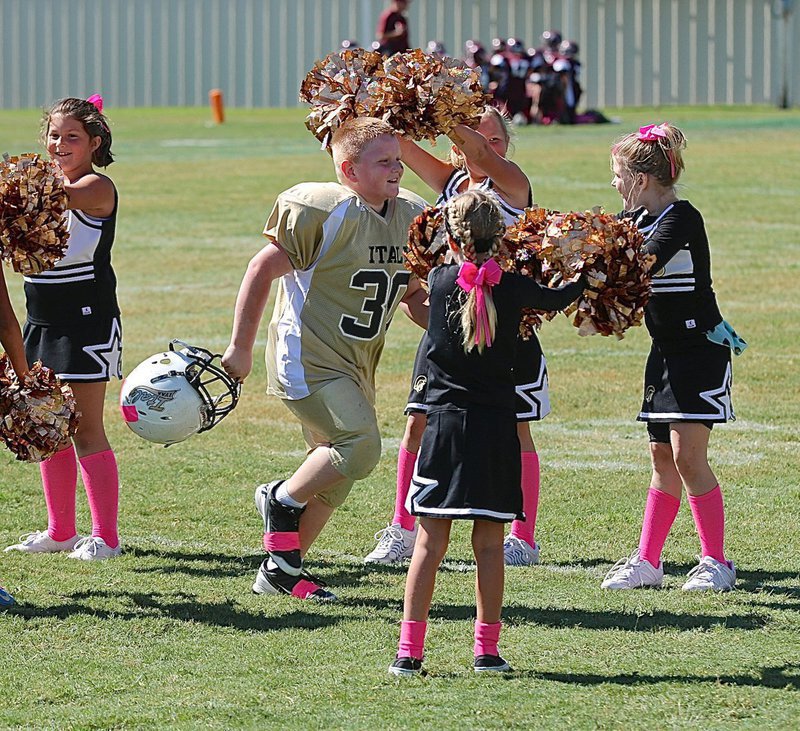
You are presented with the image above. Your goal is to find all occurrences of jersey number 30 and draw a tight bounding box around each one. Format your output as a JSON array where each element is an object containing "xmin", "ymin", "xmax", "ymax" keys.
[{"xmin": 339, "ymin": 269, "xmax": 411, "ymax": 340}]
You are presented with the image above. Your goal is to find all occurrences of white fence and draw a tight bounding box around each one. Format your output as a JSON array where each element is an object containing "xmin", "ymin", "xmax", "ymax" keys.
[{"xmin": 0, "ymin": 0, "xmax": 797, "ymax": 109}]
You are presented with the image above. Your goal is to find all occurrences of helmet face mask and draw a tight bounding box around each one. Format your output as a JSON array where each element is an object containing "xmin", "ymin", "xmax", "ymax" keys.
[{"xmin": 120, "ymin": 341, "xmax": 240, "ymax": 446}]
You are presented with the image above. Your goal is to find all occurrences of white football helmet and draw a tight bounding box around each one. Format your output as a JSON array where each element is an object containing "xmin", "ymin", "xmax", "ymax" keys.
[{"xmin": 120, "ymin": 340, "xmax": 240, "ymax": 445}]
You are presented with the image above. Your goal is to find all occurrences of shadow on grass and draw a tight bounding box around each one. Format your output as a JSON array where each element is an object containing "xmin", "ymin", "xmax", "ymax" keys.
[
  {"xmin": 9, "ymin": 589, "xmax": 341, "ymax": 632},
  {"xmin": 125, "ymin": 547, "xmax": 376, "ymax": 586},
  {"xmin": 349, "ymin": 596, "xmax": 768, "ymax": 631},
  {"xmin": 126, "ymin": 545, "xmax": 263, "ymax": 577},
  {"xmin": 533, "ymin": 663, "xmax": 800, "ymax": 691}
]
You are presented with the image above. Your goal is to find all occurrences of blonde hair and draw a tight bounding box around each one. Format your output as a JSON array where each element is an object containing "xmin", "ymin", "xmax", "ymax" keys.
[
  {"xmin": 448, "ymin": 106, "xmax": 512, "ymax": 170},
  {"xmin": 41, "ymin": 97, "xmax": 114, "ymax": 167},
  {"xmin": 444, "ymin": 190, "xmax": 505, "ymax": 353},
  {"xmin": 611, "ymin": 122, "xmax": 686, "ymax": 187},
  {"xmin": 331, "ymin": 117, "xmax": 395, "ymax": 169}
]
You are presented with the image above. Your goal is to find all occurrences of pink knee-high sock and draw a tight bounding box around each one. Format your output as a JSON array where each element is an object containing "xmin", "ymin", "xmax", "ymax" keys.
[
  {"xmin": 392, "ymin": 446, "xmax": 417, "ymax": 532},
  {"xmin": 40, "ymin": 444, "xmax": 78, "ymax": 541},
  {"xmin": 398, "ymin": 619, "xmax": 427, "ymax": 660},
  {"xmin": 638, "ymin": 487, "xmax": 681, "ymax": 566},
  {"xmin": 510, "ymin": 451, "xmax": 539, "ymax": 546},
  {"xmin": 79, "ymin": 450, "xmax": 119, "ymax": 549},
  {"xmin": 474, "ymin": 621, "xmax": 502, "ymax": 657},
  {"xmin": 688, "ymin": 485, "xmax": 726, "ymax": 563}
]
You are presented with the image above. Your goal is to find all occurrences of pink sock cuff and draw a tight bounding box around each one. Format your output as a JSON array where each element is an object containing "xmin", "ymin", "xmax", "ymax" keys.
[
  {"xmin": 399, "ymin": 619, "xmax": 427, "ymax": 660},
  {"xmin": 474, "ymin": 621, "xmax": 502, "ymax": 657},
  {"xmin": 263, "ymin": 532, "xmax": 301, "ymax": 552},
  {"xmin": 687, "ymin": 485, "xmax": 721, "ymax": 505},
  {"xmin": 291, "ymin": 579, "xmax": 320, "ymax": 599},
  {"xmin": 47, "ymin": 444, "xmax": 77, "ymax": 463},
  {"xmin": 648, "ymin": 486, "xmax": 680, "ymax": 506},
  {"xmin": 79, "ymin": 448, "xmax": 115, "ymax": 466}
]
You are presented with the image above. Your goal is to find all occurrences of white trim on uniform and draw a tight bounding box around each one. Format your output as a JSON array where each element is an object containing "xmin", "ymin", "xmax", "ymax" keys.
[
  {"xmin": 638, "ymin": 412, "xmax": 728, "ymax": 421},
  {"xmin": 514, "ymin": 354, "xmax": 551, "ymax": 421},
  {"xmin": 59, "ymin": 317, "xmax": 123, "ymax": 381},
  {"xmin": 407, "ymin": 474, "xmax": 518, "ymax": 522},
  {"xmin": 640, "ymin": 362, "xmax": 732, "ymax": 422},
  {"xmin": 273, "ymin": 197, "xmax": 352, "ymax": 400}
]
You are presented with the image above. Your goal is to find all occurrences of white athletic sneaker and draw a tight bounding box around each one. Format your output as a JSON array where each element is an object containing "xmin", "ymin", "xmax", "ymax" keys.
[
  {"xmin": 364, "ymin": 524, "xmax": 417, "ymax": 564},
  {"xmin": 682, "ymin": 556, "xmax": 736, "ymax": 591},
  {"xmin": 67, "ymin": 536, "xmax": 122, "ymax": 561},
  {"xmin": 4, "ymin": 530, "xmax": 82, "ymax": 554},
  {"xmin": 503, "ymin": 535, "xmax": 540, "ymax": 566},
  {"xmin": 601, "ymin": 548, "xmax": 664, "ymax": 589}
]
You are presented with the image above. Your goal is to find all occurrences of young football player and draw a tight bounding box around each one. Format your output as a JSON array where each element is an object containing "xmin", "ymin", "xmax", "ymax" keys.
[
  {"xmin": 5, "ymin": 95, "xmax": 123, "ymax": 562},
  {"xmin": 365, "ymin": 107, "xmax": 546, "ymax": 569},
  {"xmin": 222, "ymin": 117, "xmax": 428, "ymax": 601},
  {"xmin": 602, "ymin": 122, "xmax": 743, "ymax": 592},
  {"xmin": 389, "ymin": 191, "xmax": 584, "ymax": 676}
]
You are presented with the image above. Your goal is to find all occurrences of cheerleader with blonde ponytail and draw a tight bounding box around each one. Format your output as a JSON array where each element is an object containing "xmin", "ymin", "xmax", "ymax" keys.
[{"xmin": 389, "ymin": 190, "xmax": 584, "ymax": 677}]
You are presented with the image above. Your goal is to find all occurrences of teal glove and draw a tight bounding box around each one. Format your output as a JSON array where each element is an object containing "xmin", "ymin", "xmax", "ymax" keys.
[{"xmin": 705, "ymin": 320, "xmax": 747, "ymax": 356}]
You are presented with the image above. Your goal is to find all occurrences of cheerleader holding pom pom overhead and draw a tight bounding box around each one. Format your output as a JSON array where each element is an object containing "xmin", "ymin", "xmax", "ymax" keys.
[
  {"xmin": 365, "ymin": 106, "xmax": 550, "ymax": 569},
  {"xmin": 389, "ymin": 191, "xmax": 584, "ymax": 677},
  {"xmin": 601, "ymin": 122, "xmax": 746, "ymax": 592},
  {"xmin": 4, "ymin": 95, "xmax": 124, "ymax": 561}
]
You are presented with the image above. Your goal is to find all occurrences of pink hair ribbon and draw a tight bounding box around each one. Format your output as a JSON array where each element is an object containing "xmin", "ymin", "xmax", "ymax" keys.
[
  {"xmin": 456, "ymin": 258, "xmax": 502, "ymax": 347},
  {"xmin": 636, "ymin": 123, "xmax": 668, "ymax": 142},
  {"xmin": 637, "ymin": 122, "xmax": 676, "ymax": 178},
  {"xmin": 86, "ymin": 93, "xmax": 104, "ymax": 112}
]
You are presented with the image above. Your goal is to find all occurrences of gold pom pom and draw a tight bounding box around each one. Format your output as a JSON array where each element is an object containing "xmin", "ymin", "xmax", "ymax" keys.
[
  {"xmin": 0, "ymin": 355, "xmax": 80, "ymax": 463},
  {"xmin": 0, "ymin": 153, "xmax": 70, "ymax": 274}
]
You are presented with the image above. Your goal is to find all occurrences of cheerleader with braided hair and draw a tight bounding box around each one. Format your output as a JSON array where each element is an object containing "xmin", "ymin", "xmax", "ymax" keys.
[
  {"xmin": 367, "ymin": 107, "xmax": 549, "ymax": 569},
  {"xmin": 389, "ymin": 191, "xmax": 583, "ymax": 676}
]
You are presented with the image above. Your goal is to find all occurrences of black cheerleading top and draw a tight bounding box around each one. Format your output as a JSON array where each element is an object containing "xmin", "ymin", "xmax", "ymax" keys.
[
  {"xmin": 628, "ymin": 200, "xmax": 723, "ymax": 343},
  {"xmin": 436, "ymin": 170, "xmax": 532, "ymax": 226},
  {"xmin": 424, "ymin": 264, "xmax": 583, "ymax": 411},
  {"xmin": 24, "ymin": 185, "xmax": 119, "ymax": 326}
]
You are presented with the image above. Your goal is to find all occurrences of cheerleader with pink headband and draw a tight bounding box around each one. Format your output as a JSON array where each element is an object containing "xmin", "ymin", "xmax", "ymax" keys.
[
  {"xmin": 389, "ymin": 190, "xmax": 584, "ymax": 677},
  {"xmin": 603, "ymin": 122, "xmax": 746, "ymax": 592},
  {"xmin": 5, "ymin": 94, "xmax": 124, "ymax": 563}
]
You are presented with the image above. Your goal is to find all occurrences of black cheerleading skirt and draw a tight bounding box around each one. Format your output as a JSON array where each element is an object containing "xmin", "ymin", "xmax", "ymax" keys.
[
  {"xmin": 24, "ymin": 316, "xmax": 123, "ymax": 383},
  {"xmin": 638, "ymin": 338, "xmax": 733, "ymax": 425},
  {"xmin": 405, "ymin": 333, "xmax": 551, "ymax": 422},
  {"xmin": 408, "ymin": 404, "xmax": 523, "ymax": 523}
]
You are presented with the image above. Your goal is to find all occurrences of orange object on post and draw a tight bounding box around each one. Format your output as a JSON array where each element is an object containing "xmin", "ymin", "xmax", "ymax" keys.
[{"xmin": 209, "ymin": 89, "xmax": 224, "ymax": 124}]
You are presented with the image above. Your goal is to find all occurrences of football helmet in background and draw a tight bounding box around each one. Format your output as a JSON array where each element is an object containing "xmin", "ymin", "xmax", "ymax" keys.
[{"xmin": 120, "ymin": 340, "xmax": 240, "ymax": 445}]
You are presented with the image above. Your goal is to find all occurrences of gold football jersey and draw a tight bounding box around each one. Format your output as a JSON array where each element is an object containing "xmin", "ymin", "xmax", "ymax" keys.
[{"xmin": 264, "ymin": 182, "xmax": 427, "ymax": 402}]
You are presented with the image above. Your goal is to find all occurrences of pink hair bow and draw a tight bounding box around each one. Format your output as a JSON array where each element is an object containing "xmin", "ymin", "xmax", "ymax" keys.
[
  {"xmin": 636, "ymin": 123, "xmax": 676, "ymax": 178},
  {"xmin": 637, "ymin": 123, "xmax": 668, "ymax": 141},
  {"xmin": 86, "ymin": 93, "xmax": 104, "ymax": 112},
  {"xmin": 456, "ymin": 258, "xmax": 502, "ymax": 347}
]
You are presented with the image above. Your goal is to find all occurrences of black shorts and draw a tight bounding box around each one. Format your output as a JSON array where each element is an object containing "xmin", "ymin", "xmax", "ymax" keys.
[
  {"xmin": 24, "ymin": 316, "xmax": 123, "ymax": 383},
  {"xmin": 638, "ymin": 338, "xmax": 733, "ymax": 428},
  {"xmin": 409, "ymin": 404, "xmax": 523, "ymax": 523},
  {"xmin": 405, "ymin": 333, "xmax": 551, "ymax": 422},
  {"xmin": 647, "ymin": 420, "xmax": 714, "ymax": 444}
]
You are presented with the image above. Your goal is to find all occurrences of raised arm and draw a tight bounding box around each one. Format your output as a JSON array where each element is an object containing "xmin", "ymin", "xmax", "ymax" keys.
[
  {"xmin": 63, "ymin": 173, "xmax": 116, "ymax": 218},
  {"xmin": 447, "ymin": 124, "xmax": 531, "ymax": 209},
  {"xmin": 398, "ymin": 136, "xmax": 454, "ymax": 195},
  {"xmin": 522, "ymin": 276, "xmax": 585, "ymax": 312},
  {"xmin": 222, "ymin": 241, "xmax": 293, "ymax": 382}
]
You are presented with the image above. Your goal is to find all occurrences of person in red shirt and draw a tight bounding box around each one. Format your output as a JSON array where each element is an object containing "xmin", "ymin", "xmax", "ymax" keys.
[{"xmin": 376, "ymin": 0, "xmax": 411, "ymax": 55}]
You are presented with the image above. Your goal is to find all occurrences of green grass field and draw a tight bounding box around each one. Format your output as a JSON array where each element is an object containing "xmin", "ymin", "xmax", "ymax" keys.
[{"xmin": 1, "ymin": 105, "xmax": 799, "ymax": 730}]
